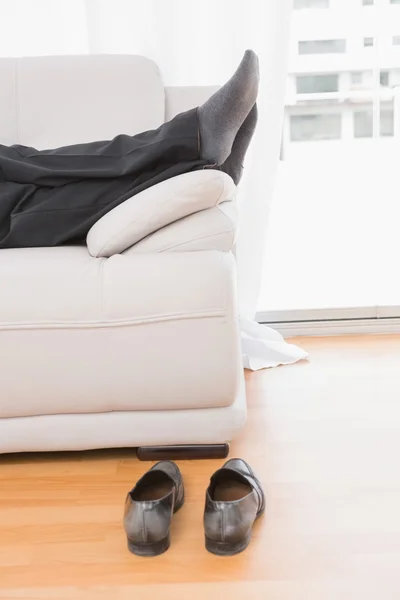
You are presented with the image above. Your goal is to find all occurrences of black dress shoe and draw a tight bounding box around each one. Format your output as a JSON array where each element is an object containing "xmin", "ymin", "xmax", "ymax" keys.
[
  {"xmin": 123, "ymin": 461, "xmax": 184, "ymax": 556},
  {"xmin": 204, "ymin": 458, "xmax": 265, "ymax": 555}
]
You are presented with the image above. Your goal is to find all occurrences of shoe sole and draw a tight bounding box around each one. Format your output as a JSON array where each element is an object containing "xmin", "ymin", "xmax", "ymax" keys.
[
  {"xmin": 205, "ymin": 533, "xmax": 251, "ymax": 556},
  {"xmin": 128, "ymin": 534, "xmax": 171, "ymax": 557}
]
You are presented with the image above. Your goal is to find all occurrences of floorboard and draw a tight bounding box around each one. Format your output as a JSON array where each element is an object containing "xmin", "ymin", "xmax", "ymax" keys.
[{"xmin": 1, "ymin": 335, "xmax": 400, "ymax": 599}]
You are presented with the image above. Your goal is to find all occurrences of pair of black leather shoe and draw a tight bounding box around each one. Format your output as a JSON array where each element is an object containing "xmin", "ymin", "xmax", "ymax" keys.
[{"xmin": 123, "ymin": 458, "xmax": 265, "ymax": 557}]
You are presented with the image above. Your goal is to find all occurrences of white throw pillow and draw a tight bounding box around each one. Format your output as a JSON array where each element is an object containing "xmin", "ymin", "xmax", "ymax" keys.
[{"xmin": 87, "ymin": 169, "xmax": 235, "ymax": 258}]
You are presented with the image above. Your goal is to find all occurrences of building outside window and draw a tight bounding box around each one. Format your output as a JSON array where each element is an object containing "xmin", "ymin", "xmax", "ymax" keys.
[
  {"xmin": 290, "ymin": 113, "xmax": 342, "ymax": 141},
  {"xmin": 351, "ymin": 71, "xmax": 363, "ymax": 85},
  {"xmin": 353, "ymin": 106, "xmax": 394, "ymax": 137},
  {"xmin": 294, "ymin": 0, "xmax": 330, "ymax": 8},
  {"xmin": 285, "ymin": 4, "xmax": 399, "ymax": 147},
  {"xmin": 380, "ymin": 71, "xmax": 389, "ymax": 86},
  {"xmin": 298, "ymin": 39, "xmax": 346, "ymax": 54},
  {"xmin": 296, "ymin": 74, "xmax": 339, "ymax": 94},
  {"xmin": 259, "ymin": 0, "xmax": 400, "ymax": 317}
]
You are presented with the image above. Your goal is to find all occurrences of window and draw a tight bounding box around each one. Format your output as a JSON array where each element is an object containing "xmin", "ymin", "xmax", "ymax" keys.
[
  {"xmin": 381, "ymin": 108, "xmax": 394, "ymax": 137},
  {"xmin": 296, "ymin": 74, "xmax": 339, "ymax": 94},
  {"xmin": 351, "ymin": 71, "xmax": 363, "ymax": 84},
  {"xmin": 380, "ymin": 71, "xmax": 389, "ymax": 86},
  {"xmin": 298, "ymin": 39, "xmax": 346, "ymax": 54},
  {"xmin": 392, "ymin": 69, "xmax": 400, "ymax": 86},
  {"xmin": 259, "ymin": 1, "xmax": 400, "ymax": 322},
  {"xmin": 294, "ymin": 0, "xmax": 329, "ymax": 7},
  {"xmin": 350, "ymin": 70, "xmax": 373, "ymax": 89},
  {"xmin": 354, "ymin": 111, "xmax": 372, "ymax": 138},
  {"xmin": 353, "ymin": 107, "xmax": 394, "ymax": 138},
  {"xmin": 290, "ymin": 114, "xmax": 342, "ymax": 141}
]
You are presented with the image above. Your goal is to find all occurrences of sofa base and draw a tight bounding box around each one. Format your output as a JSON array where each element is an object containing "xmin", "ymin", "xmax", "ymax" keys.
[
  {"xmin": 0, "ymin": 374, "xmax": 246, "ymax": 454},
  {"xmin": 136, "ymin": 443, "xmax": 229, "ymax": 461}
]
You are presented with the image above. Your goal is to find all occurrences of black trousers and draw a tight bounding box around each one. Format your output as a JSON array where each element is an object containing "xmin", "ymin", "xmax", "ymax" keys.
[{"xmin": 0, "ymin": 108, "xmax": 210, "ymax": 249}]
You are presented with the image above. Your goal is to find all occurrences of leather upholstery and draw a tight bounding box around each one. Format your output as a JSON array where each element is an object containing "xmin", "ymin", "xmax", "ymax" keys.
[
  {"xmin": 0, "ymin": 249, "xmax": 241, "ymax": 418},
  {"xmin": 0, "ymin": 376, "xmax": 246, "ymax": 453},
  {"xmin": 165, "ymin": 85, "xmax": 219, "ymax": 121},
  {"xmin": 0, "ymin": 55, "xmax": 245, "ymax": 453},
  {"xmin": 87, "ymin": 170, "xmax": 236, "ymax": 257},
  {"xmin": 124, "ymin": 200, "xmax": 237, "ymax": 254},
  {"xmin": 0, "ymin": 55, "xmax": 164, "ymax": 148}
]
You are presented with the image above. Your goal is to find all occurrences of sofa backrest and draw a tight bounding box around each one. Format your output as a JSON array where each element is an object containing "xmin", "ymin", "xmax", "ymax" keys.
[
  {"xmin": 0, "ymin": 54, "xmax": 215, "ymax": 150},
  {"xmin": 0, "ymin": 54, "xmax": 218, "ymax": 150}
]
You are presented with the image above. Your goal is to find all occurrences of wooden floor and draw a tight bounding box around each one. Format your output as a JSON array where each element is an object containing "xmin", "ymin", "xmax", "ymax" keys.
[{"xmin": 1, "ymin": 335, "xmax": 400, "ymax": 600}]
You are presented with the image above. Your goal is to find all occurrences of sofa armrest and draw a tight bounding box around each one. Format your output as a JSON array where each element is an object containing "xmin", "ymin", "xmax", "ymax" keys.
[{"xmin": 86, "ymin": 170, "xmax": 236, "ymax": 258}]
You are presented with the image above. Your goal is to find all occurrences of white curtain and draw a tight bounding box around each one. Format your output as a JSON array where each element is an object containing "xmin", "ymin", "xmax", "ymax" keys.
[{"xmin": 0, "ymin": 0, "xmax": 307, "ymax": 369}]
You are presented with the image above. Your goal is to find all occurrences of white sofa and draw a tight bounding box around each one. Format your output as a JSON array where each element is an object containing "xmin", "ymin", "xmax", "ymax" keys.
[{"xmin": 0, "ymin": 55, "xmax": 246, "ymax": 454}]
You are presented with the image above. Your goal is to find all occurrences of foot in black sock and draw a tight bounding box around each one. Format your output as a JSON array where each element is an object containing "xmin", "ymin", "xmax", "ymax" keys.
[
  {"xmin": 198, "ymin": 50, "xmax": 259, "ymax": 166},
  {"xmin": 220, "ymin": 103, "xmax": 258, "ymax": 185}
]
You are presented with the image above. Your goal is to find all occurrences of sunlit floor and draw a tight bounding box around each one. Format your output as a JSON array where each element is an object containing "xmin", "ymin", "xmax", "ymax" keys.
[{"xmin": 1, "ymin": 335, "xmax": 400, "ymax": 600}]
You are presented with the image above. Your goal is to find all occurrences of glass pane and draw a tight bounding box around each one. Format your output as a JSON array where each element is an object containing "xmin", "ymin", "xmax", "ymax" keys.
[
  {"xmin": 350, "ymin": 70, "xmax": 373, "ymax": 89},
  {"xmin": 380, "ymin": 106, "xmax": 394, "ymax": 137},
  {"xmin": 259, "ymin": 1, "xmax": 400, "ymax": 313},
  {"xmin": 290, "ymin": 114, "xmax": 342, "ymax": 141},
  {"xmin": 351, "ymin": 71, "xmax": 363, "ymax": 84},
  {"xmin": 296, "ymin": 74, "xmax": 339, "ymax": 93},
  {"xmin": 298, "ymin": 39, "xmax": 346, "ymax": 54},
  {"xmin": 354, "ymin": 106, "xmax": 394, "ymax": 138},
  {"xmin": 354, "ymin": 111, "xmax": 372, "ymax": 138},
  {"xmin": 380, "ymin": 71, "xmax": 389, "ymax": 86},
  {"xmin": 392, "ymin": 69, "xmax": 400, "ymax": 85},
  {"xmin": 294, "ymin": 0, "xmax": 329, "ymax": 8}
]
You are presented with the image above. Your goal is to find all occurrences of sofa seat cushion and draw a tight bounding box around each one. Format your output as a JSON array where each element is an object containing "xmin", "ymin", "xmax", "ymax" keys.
[{"xmin": 0, "ymin": 247, "xmax": 241, "ymax": 419}]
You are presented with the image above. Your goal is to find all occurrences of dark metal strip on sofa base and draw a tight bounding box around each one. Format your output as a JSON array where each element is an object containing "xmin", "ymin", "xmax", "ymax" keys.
[{"xmin": 136, "ymin": 444, "xmax": 229, "ymax": 461}]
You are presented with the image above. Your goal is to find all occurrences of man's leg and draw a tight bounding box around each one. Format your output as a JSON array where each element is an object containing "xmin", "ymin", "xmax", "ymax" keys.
[
  {"xmin": 0, "ymin": 108, "xmax": 208, "ymax": 248},
  {"xmin": 0, "ymin": 108, "xmax": 204, "ymax": 187},
  {"xmin": 220, "ymin": 103, "xmax": 258, "ymax": 185},
  {"xmin": 0, "ymin": 49, "xmax": 259, "ymax": 189},
  {"xmin": 0, "ymin": 50, "xmax": 259, "ymax": 248}
]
